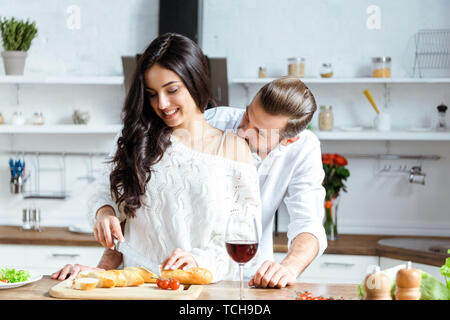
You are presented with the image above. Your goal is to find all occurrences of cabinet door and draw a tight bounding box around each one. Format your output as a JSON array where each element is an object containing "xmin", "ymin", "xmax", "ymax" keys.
[
  {"xmin": 379, "ymin": 257, "xmax": 444, "ymax": 282},
  {"xmin": 0, "ymin": 245, "xmax": 27, "ymax": 268},
  {"xmin": 275, "ymin": 253, "xmax": 379, "ymax": 284},
  {"xmin": 25, "ymin": 245, "xmax": 105, "ymax": 275}
]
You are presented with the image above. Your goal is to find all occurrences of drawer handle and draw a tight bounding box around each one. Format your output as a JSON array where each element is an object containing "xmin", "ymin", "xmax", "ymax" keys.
[
  {"xmin": 322, "ymin": 262, "xmax": 355, "ymax": 268},
  {"xmin": 51, "ymin": 253, "xmax": 80, "ymax": 258}
]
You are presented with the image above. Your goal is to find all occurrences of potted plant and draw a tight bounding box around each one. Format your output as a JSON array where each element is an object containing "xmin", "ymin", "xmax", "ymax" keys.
[
  {"xmin": 0, "ymin": 17, "xmax": 38, "ymax": 75},
  {"xmin": 321, "ymin": 153, "xmax": 350, "ymax": 240}
]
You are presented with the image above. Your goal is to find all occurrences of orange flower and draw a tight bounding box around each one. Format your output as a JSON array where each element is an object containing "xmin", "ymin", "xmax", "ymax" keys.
[
  {"xmin": 325, "ymin": 200, "xmax": 333, "ymax": 209},
  {"xmin": 334, "ymin": 154, "xmax": 348, "ymax": 167}
]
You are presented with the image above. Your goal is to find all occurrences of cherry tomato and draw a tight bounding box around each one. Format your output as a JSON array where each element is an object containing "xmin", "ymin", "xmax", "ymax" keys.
[
  {"xmin": 170, "ymin": 278, "xmax": 180, "ymax": 290},
  {"xmin": 0, "ymin": 279, "xmax": 8, "ymax": 283},
  {"xmin": 157, "ymin": 278, "xmax": 170, "ymax": 290}
]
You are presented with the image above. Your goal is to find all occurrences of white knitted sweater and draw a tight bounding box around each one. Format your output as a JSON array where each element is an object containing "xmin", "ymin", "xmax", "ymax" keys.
[{"xmin": 88, "ymin": 134, "xmax": 262, "ymax": 282}]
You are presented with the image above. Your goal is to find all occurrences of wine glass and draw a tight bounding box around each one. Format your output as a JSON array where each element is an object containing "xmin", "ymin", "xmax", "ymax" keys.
[{"xmin": 225, "ymin": 206, "xmax": 259, "ymax": 300}]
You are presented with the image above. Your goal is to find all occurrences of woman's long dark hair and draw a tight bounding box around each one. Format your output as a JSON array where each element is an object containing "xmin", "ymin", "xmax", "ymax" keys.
[{"xmin": 109, "ymin": 33, "xmax": 215, "ymax": 218}]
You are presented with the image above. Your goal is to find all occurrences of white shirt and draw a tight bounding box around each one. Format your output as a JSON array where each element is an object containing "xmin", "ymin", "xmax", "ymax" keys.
[
  {"xmin": 205, "ymin": 107, "xmax": 328, "ymax": 266},
  {"xmin": 88, "ymin": 133, "xmax": 263, "ymax": 282}
]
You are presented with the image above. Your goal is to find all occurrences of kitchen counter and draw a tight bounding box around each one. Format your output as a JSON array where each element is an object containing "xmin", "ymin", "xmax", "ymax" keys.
[
  {"xmin": 0, "ymin": 225, "xmax": 100, "ymax": 247},
  {"xmin": 274, "ymin": 232, "xmax": 449, "ymax": 267},
  {"xmin": 0, "ymin": 226, "xmax": 447, "ymax": 267},
  {"xmin": 0, "ymin": 276, "xmax": 359, "ymax": 300}
]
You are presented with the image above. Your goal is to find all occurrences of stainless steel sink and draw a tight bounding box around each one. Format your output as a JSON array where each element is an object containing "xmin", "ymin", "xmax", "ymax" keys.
[{"xmin": 378, "ymin": 238, "xmax": 450, "ymax": 254}]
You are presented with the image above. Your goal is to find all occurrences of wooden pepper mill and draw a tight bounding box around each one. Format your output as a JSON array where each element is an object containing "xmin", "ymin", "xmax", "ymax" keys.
[
  {"xmin": 395, "ymin": 261, "xmax": 422, "ymax": 300},
  {"xmin": 364, "ymin": 265, "xmax": 392, "ymax": 300}
]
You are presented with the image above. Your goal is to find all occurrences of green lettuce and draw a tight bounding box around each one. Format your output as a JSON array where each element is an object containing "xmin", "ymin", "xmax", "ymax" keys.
[
  {"xmin": 0, "ymin": 268, "xmax": 31, "ymax": 283},
  {"xmin": 440, "ymin": 249, "xmax": 450, "ymax": 290}
]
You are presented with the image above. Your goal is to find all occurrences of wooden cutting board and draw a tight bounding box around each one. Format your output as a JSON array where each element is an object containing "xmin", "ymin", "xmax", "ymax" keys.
[{"xmin": 49, "ymin": 279, "xmax": 203, "ymax": 300}]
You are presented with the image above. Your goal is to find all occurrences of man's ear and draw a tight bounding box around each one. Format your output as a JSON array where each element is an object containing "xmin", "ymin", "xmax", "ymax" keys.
[{"xmin": 280, "ymin": 135, "xmax": 300, "ymax": 146}]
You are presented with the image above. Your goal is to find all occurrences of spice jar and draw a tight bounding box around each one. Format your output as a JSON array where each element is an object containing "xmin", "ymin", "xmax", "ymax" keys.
[
  {"xmin": 258, "ymin": 66, "xmax": 267, "ymax": 78},
  {"xmin": 32, "ymin": 112, "xmax": 45, "ymax": 125},
  {"xmin": 437, "ymin": 103, "xmax": 448, "ymax": 131},
  {"xmin": 372, "ymin": 57, "xmax": 391, "ymax": 78},
  {"xmin": 0, "ymin": 112, "xmax": 4, "ymax": 125},
  {"xmin": 318, "ymin": 105, "xmax": 334, "ymax": 131},
  {"xmin": 320, "ymin": 63, "xmax": 333, "ymax": 78},
  {"xmin": 287, "ymin": 57, "xmax": 305, "ymax": 77}
]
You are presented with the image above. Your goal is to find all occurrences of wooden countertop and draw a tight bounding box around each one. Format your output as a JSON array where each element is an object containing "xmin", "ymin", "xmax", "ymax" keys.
[
  {"xmin": 0, "ymin": 276, "xmax": 359, "ymax": 300},
  {"xmin": 0, "ymin": 225, "xmax": 100, "ymax": 247},
  {"xmin": 274, "ymin": 232, "xmax": 450, "ymax": 267},
  {"xmin": 0, "ymin": 226, "xmax": 447, "ymax": 267}
]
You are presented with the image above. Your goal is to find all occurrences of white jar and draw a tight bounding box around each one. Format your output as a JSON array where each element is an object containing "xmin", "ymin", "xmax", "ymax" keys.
[{"xmin": 11, "ymin": 112, "xmax": 25, "ymax": 125}]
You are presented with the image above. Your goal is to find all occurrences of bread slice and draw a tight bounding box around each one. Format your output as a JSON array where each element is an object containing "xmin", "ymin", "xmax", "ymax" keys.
[
  {"xmin": 87, "ymin": 271, "xmax": 116, "ymax": 288},
  {"xmin": 121, "ymin": 269, "xmax": 144, "ymax": 286},
  {"xmin": 77, "ymin": 271, "xmax": 89, "ymax": 279},
  {"xmin": 124, "ymin": 267, "xmax": 158, "ymax": 283},
  {"xmin": 72, "ymin": 278, "xmax": 99, "ymax": 290}
]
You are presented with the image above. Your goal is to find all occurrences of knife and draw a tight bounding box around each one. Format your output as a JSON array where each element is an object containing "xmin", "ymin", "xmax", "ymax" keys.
[{"xmin": 113, "ymin": 238, "xmax": 161, "ymax": 278}]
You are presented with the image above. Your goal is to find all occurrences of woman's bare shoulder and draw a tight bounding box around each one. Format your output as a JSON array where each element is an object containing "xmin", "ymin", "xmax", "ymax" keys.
[{"xmin": 221, "ymin": 132, "xmax": 254, "ymax": 165}]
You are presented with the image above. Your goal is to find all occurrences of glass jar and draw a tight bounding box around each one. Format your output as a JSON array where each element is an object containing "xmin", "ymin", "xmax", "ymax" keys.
[
  {"xmin": 258, "ymin": 66, "xmax": 267, "ymax": 78},
  {"xmin": 372, "ymin": 57, "xmax": 391, "ymax": 78},
  {"xmin": 287, "ymin": 57, "xmax": 305, "ymax": 77},
  {"xmin": 320, "ymin": 63, "xmax": 333, "ymax": 78},
  {"xmin": 318, "ymin": 105, "xmax": 334, "ymax": 131},
  {"xmin": 437, "ymin": 103, "xmax": 448, "ymax": 130},
  {"xmin": 0, "ymin": 112, "xmax": 4, "ymax": 125},
  {"xmin": 32, "ymin": 112, "xmax": 45, "ymax": 125}
]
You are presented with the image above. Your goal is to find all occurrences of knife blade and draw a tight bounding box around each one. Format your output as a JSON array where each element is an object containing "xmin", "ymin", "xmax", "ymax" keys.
[{"xmin": 113, "ymin": 238, "xmax": 161, "ymax": 278}]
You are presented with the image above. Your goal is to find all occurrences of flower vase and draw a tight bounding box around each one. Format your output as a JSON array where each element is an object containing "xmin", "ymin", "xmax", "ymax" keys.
[{"xmin": 324, "ymin": 196, "xmax": 340, "ymax": 240}]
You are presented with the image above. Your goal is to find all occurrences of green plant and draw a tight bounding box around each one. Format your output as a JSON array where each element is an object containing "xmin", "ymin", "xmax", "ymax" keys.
[{"xmin": 0, "ymin": 17, "xmax": 38, "ymax": 51}]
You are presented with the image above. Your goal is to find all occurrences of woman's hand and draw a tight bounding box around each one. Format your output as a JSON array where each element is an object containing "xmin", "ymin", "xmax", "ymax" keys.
[
  {"xmin": 161, "ymin": 248, "xmax": 198, "ymax": 271},
  {"xmin": 51, "ymin": 264, "xmax": 104, "ymax": 281},
  {"xmin": 94, "ymin": 205, "xmax": 124, "ymax": 249}
]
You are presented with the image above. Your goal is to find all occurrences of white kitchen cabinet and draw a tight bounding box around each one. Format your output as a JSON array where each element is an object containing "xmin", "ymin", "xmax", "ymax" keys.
[
  {"xmin": 379, "ymin": 257, "xmax": 444, "ymax": 282},
  {"xmin": 0, "ymin": 245, "xmax": 27, "ymax": 268},
  {"xmin": 0, "ymin": 244, "xmax": 105, "ymax": 275},
  {"xmin": 274, "ymin": 253, "xmax": 379, "ymax": 284}
]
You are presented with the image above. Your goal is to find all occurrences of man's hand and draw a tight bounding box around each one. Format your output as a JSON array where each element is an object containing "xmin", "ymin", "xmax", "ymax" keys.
[
  {"xmin": 248, "ymin": 260, "xmax": 297, "ymax": 288},
  {"xmin": 51, "ymin": 264, "xmax": 104, "ymax": 281},
  {"xmin": 161, "ymin": 248, "xmax": 198, "ymax": 271}
]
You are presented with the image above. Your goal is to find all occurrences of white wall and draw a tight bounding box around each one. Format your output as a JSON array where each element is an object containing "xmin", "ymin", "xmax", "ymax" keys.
[{"xmin": 0, "ymin": 0, "xmax": 449, "ymax": 236}]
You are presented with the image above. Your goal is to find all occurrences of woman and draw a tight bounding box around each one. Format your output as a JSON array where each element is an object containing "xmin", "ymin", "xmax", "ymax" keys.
[{"xmin": 52, "ymin": 33, "xmax": 261, "ymax": 282}]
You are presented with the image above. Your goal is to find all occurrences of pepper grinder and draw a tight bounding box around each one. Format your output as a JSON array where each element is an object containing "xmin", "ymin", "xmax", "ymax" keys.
[
  {"xmin": 395, "ymin": 261, "xmax": 422, "ymax": 300},
  {"xmin": 437, "ymin": 103, "xmax": 448, "ymax": 131},
  {"xmin": 364, "ymin": 265, "xmax": 392, "ymax": 300},
  {"xmin": 32, "ymin": 208, "xmax": 43, "ymax": 232}
]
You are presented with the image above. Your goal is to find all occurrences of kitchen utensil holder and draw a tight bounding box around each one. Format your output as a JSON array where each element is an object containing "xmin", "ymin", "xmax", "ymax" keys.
[{"xmin": 10, "ymin": 176, "xmax": 25, "ymax": 194}]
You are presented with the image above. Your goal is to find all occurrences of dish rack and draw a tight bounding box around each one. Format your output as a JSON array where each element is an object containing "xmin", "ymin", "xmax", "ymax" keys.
[{"xmin": 413, "ymin": 29, "xmax": 450, "ymax": 77}]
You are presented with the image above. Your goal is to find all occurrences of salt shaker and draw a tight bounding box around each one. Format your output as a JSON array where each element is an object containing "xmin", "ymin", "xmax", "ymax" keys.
[
  {"xmin": 22, "ymin": 208, "xmax": 32, "ymax": 230},
  {"xmin": 32, "ymin": 208, "xmax": 42, "ymax": 232},
  {"xmin": 364, "ymin": 265, "xmax": 392, "ymax": 300}
]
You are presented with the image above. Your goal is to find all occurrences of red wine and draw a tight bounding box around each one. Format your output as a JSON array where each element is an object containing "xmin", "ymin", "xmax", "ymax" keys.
[{"xmin": 226, "ymin": 240, "xmax": 258, "ymax": 263}]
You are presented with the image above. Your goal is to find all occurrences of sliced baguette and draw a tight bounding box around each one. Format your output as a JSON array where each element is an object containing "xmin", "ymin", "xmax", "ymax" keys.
[
  {"xmin": 87, "ymin": 271, "xmax": 116, "ymax": 288},
  {"xmin": 104, "ymin": 270, "xmax": 127, "ymax": 287},
  {"xmin": 121, "ymin": 269, "xmax": 145, "ymax": 286},
  {"xmin": 72, "ymin": 278, "xmax": 99, "ymax": 290},
  {"xmin": 124, "ymin": 267, "xmax": 158, "ymax": 283},
  {"xmin": 161, "ymin": 267, "xmax": 213, "ymax": 285}
]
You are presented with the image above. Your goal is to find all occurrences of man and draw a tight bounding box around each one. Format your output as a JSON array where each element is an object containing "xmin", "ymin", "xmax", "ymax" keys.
[
  {"xmin": 205, "ymin": 76, "xmax": 327, "ymax": 288},
  {"xmin": 52, "ymin": 76, "xmax": 327, "ymax": 289}
]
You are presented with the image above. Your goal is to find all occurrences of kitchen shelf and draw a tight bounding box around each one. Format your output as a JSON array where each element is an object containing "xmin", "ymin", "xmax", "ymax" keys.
[
  {"xmin": 232, "ymin": 77, "xmax": 450, "ymax": 84},
  {"xmin": 0, "ymin": 124, "xmax": 122, "ymax": 134},
  {"xmin": 0, "ymin": 75, "xmax": 124, "ymax": 85},
  {"xmin": 313, "ymin": 129, "xmax": 450, "ymax": 141}
]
